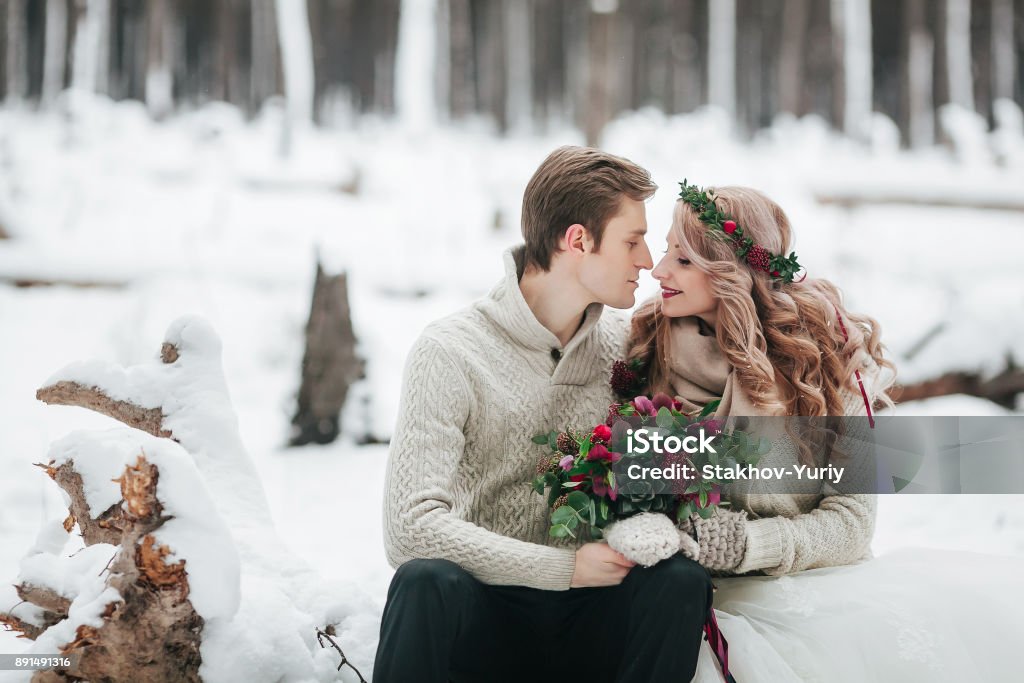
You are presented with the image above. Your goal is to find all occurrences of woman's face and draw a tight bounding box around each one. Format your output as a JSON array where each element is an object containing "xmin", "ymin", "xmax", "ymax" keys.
[{"xmin": 651, "ymin": 227, "xmax": 718, "ymax": 326}]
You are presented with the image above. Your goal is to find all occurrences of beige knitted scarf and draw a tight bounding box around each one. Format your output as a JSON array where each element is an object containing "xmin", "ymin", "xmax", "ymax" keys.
[{"xmin": 665, "ymin": 316, "xmax": 782, "ymax": 420}]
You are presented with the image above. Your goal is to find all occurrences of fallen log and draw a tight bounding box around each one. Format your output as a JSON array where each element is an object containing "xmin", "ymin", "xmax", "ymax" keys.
[{"xmin": 891, "ymin": 365, "xmax": 1024, "ymax": 409}]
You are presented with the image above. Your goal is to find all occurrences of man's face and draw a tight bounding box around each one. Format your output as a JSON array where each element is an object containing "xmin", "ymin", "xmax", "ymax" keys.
[{"xmin": 578, "ymin": 198, "xmax": 653, "ymax": 308}]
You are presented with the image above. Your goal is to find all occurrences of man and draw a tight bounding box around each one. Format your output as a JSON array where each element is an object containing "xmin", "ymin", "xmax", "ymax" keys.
[{"xmin": 374, "ymin": 146, "xmax": 712, "ymax": 683}]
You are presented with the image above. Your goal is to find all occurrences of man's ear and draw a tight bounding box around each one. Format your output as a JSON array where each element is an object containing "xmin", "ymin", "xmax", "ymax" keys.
[{"xmin": 564, "ymin": 223, "xmax": 593, "ymax": 256}]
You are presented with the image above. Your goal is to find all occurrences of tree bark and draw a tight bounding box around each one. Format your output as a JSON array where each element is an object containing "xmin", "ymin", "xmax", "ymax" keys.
[
  {"xmin": 904, "ymin": 0, "xmax": 935, "ymax": 148},
  {"xmin": 290, "ymin": 263, "xmax": 363, "ymax": 446},
  {"xmin": 42, "ymin": 0, "xmax": 68, "ymax": 105},
  {"xmin": 991, "ymin": 0, "xmax": 1015, "ymax": 101},
  {"xmin": 584, "ymin": 5, "xmax": 613, "ymax": 146},
  {"xmin": 945, "ymin": 0, "xmax": 975, "ymax": 110},
  {"xmin": 5, "ymin": 0, "xmax": 28, "ymax": 103},
  {"xmin": 779, "ymin": 0, "xmax": 808, "ymax": 115},
  {"xmin": 504, "ymin": 0, "xmax": 531, "ymax": 131},
  {"xmin": 832, "ymin": 0, "xmax": 872, "ymax": 139},
  {"xmin": 891, "ymin": 366, "xmax": 1024, "ymax": 410},
  {"xmin": 145, "ymin": 0, "xmax": 173, "ymax": 119},
  {"xmin": 707, "ymin": 0, "xmax": 736, "ymax": 117}
]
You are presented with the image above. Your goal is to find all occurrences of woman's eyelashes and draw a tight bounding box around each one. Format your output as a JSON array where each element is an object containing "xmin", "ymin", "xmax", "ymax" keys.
[{"xmin": 662, "ymin": 248, "xmax": 690, "ymax": 265}]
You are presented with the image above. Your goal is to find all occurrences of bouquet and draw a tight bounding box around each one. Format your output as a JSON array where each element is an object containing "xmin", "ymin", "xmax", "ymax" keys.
[{"xmin": 531, "ymin": 361, "xmax": 770, "ymax": 543}]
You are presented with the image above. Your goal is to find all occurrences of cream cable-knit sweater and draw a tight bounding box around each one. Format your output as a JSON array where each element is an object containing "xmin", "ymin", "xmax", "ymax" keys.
[
  {"xmin": 382, "ymin": 246, "xmax": 628, "ymax": 591},
  {"xmin": 667, "ymin": 316, "xmax": 878, "ymax": 577}
]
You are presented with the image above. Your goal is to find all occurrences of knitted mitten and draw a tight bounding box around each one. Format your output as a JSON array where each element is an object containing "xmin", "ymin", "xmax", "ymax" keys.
[
  {"xmin": 677, "ymin": 509, "xmax": 749, "ymax": 572},
  {"xmin": 605, "ymin": 512, "xmax": 685, "ymax": 567}
]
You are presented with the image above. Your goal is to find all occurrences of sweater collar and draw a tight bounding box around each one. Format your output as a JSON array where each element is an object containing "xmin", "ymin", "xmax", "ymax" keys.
[{"xmin": 479, "ymin": 246, "xmax": 605, "ymax": 385}]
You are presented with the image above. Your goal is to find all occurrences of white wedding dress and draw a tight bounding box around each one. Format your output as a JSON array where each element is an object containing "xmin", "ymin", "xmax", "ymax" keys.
[{"xmin": 691, "ymin": 547, "xmax": 1024, "ymax": 682}]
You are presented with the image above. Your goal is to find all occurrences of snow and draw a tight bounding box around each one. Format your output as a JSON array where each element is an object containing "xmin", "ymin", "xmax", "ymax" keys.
[
  {"xmin": 47, "ymin": 428, "xmax": 242, "ymax": 621},
  {"xmin": 2, "ymin": 85, "xmax": 1024, "ymax": 680}
]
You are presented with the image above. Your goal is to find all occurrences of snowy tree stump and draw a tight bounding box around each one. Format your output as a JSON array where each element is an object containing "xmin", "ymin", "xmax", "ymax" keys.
[
  {"xmin": 290, "ymin": 262, "xmax": 364, "ymax": 446},
  {"xmin": 0, "ymin": 453, "xmax": 205, "ymax": 682},
  {"xmin": 2, "ymin": 316, "xmax": 376, "ymax": 682}
]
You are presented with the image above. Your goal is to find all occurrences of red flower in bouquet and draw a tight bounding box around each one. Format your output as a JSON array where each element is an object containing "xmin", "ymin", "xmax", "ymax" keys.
[
  {"xmin": 651, "ymin": 392, "xmax": 675, "ymax": 411},
  {"xmin": 683, "ymin": 484, "xmax": 722, "ymax": 510},
  {"xmin": 591, "ymin": 424, "xmax": 612, "ymax": 444},
  {"xmin": 632, "ymin": 395, "xmax": 657, "ymax": 416},
  {"xmin": 585, "ymin": 444, "xmax": 621, "ymax": 464},
  {"xmin": 591, "ymin": 474, "xmax": 617, "ymax": 501}
]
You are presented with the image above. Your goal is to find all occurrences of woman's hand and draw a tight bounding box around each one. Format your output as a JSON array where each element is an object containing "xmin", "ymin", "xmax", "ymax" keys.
[{"xmin": 678, "ymin": 509, "xmax": 749, "ymax": 572}]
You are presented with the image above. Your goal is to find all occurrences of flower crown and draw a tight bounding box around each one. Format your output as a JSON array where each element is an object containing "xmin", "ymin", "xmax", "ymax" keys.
[{"xmin": 678, "ymin": 180, "xmax": 804, "ymax": 283}]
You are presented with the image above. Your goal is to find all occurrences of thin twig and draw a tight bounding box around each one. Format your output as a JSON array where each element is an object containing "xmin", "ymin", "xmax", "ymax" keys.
[
  {"xmin": 315, "ymin": 627, "xmax": 367, "ymax": 683},
  {"xmin": 98, "ymin": 552, "xmax": 118, "ymax": 577}
]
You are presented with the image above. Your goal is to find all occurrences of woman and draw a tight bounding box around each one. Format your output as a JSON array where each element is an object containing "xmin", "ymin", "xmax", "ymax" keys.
[{"xmin": 610, "ymin": 182, "xmax": 1021, "ymax": 681}]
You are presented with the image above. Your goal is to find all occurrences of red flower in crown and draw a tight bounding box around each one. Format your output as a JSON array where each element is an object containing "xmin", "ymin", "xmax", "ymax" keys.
[{"xmin": 723, "ymin": 220, "xmax": 737, "ymax": 235}]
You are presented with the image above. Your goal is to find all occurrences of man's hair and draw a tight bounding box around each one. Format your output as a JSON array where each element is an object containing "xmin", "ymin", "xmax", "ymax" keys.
[{"xmin": 521, "ymin": 146, "xmax": 657, "ymax": 271}]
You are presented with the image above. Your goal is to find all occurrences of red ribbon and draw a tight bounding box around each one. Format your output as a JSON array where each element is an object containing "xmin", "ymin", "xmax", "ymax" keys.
[
  {"xmin": 832, "ymin": 305, "xmax": 875, "ymax": 428},
  {"xmin": 704, "ymin": 608, "xmax": 737, "ymax": 683}
]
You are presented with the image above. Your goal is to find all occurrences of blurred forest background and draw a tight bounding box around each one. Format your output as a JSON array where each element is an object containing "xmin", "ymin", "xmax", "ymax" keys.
[
  {"xmin": 2, "ymin": 0, "xmax": 1023, "ymax": 146},
  {"xmin": 2, "ymin": 3, "xmax": 1024, "ymax": 679}
]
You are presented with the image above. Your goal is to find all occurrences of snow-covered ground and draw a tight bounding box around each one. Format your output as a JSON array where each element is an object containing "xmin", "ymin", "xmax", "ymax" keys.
[{"xmin": 1, "ymin": 98, "xmax": 1023, "ymax": 680}]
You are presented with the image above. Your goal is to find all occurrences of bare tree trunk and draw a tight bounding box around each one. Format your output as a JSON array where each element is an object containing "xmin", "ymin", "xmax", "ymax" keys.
[
  {"xmin": 991, "ymin": 0, "xmax": 1015, "ymax": 101},
  {"xmin": 945, "ymin": 0, "xmax": 974, "ymax": 110},
  {"xmin": 584, "ymin": 4, "xmax": 614, "ymax": 146},
  {"xmin": 832, "ymin": 0, "xmax": 872, "ymax": 139},
  {"xmin": 669, "ymin": 0, "xmax": 699, "ymax": 113},
  {"xmin": 275, "ymin": 0, "xmax": 315, "ymax": 156},
  {"xmin": 395, "ymin": 0, "xmax": 437, "ymax": 130},
  {"xmin": 5, "ymin": 0, "xmax": 28, "ymax": 103},
  {"xmin": 70, "ymin": 0, "xmax": 110, "ymax": 96},
  {"xmin": 779, "ymin": 0, "xmax": 808, "ymax": 115},
  {"xmin": 707, "ymin": 0, "xmax": 736, "ymax": 117},
  {"xmin": 290, "ymin": 263, "xmax": 364, "ymax": 447},
  {"xmin": 251, "ymin": 0, "xmax": 280, "ymax": 113},
  {"xmin": 42, "ymin": 0, "xmax": 68, "ymax": 105},
  {"xmin": 904, "ymin": 0, "xmax": 935, "ymax": 147},
  {"xmin": 447, "ymin": 0, "xmax": 473, "ymax": 118},
  {"xmin": 145, "ymin": 0, "xmax": 173, "ymax": 119},
  {"xmin": 473, "ymin": 0, "xmax": 507, "ymax": 130},
  {"xmin": 434, "ymin": 0, "xmax": 450, "ymax": 123},
  {"xmin": 504, "ymin": 0, "xmax": 531, "ymax": 132},
  {"xmin": 971, "ymin": 0, "xmax": 993, "ymax": 122}
]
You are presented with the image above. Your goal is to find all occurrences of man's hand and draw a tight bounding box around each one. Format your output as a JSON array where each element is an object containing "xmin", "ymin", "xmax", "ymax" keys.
[{"xmin": 570, "ymin": 543, "xmax": 636, "ymax": 588}]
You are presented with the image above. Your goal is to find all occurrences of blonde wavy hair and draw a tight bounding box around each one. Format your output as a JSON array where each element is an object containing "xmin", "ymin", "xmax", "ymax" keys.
[{"xmin": 626, "ymin": 187, "xmax": 896, "ymax": 464}]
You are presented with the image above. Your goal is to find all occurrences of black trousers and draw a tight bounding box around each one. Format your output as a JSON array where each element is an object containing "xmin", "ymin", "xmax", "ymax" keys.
[{"xmin": 373, "ymin": 555, "xmax": 713, "ymax": 683}]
